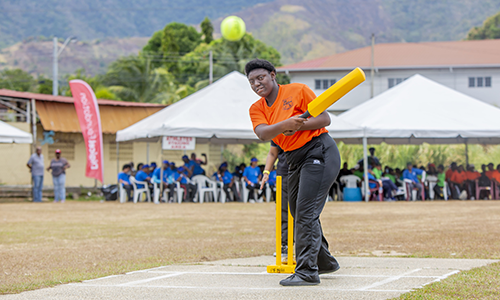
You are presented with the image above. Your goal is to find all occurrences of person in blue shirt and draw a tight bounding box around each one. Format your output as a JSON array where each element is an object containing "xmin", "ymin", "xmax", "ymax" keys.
[
  {"xmin": 243, "ymin": 157, "xmax": 262, "ymax": 202},
  {"xmin": 191, "ymin": 153, "xmax": 207, "ymax": 176},
  {"xmin": 175, "ymin": 166, "xmax": 197, "ymax": 202},
  {"xmin": 149, "ymin": 162, "xmax": 157, "ymax": 177},
  {"xmin": 181, "ymin": 155, "xmax": 194, "ymax": 178},
  {"xmin": 402, "ymin": 162, "xmax": 424, "ymax": 200},
  {"xmin": 215, "ymin": 162, "xmax": 241, "ymax": 202},
  {"xmin": 134, "ymin": 164, "xmax": 151, "ymax": 191},
  {"xmin": 118, "ymin": 164, "xmax": 132, "ymax": 202}
]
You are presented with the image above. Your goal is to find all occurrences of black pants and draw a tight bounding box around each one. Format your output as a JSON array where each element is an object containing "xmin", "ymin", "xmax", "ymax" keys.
[
  {"xmin": 285, "ymin": 133, "xmax": 341, "ymax": 282},
  {"xmin": 246, "ymin": 183, "xmax": 261, "ymax": 201},
  {"xmin": 223, "ymin": 183, "xmax": 240, "ymax": 201},
  {"xmin": 123, "ymin": 184, "xmax": 132, "ymax": 201}
]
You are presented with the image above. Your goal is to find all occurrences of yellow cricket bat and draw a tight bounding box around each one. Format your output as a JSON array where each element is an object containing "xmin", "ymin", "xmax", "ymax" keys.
[{"xmin": 299, "ymin": 67, "xmax": 366, "ymax": 118}]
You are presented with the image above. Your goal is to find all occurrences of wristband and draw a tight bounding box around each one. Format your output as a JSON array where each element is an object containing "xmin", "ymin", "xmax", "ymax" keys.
[{"xmin": 263, "ymin": 170, "xmax": 270, "ymax": 175}]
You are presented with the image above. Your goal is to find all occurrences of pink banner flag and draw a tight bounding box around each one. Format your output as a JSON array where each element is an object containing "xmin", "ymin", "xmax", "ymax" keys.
[{"xmin": 69, "ymin": 80, "xmax": 104, "ymax": 183}]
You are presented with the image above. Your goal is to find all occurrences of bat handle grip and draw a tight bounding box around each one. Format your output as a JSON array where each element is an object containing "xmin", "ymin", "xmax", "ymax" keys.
[{"xmin": 298, "ymin": 111, "xmax": 311, "ymax": 119}]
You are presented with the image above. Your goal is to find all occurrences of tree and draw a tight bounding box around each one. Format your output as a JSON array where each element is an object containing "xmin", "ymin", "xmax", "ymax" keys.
[
  {"xmin": 0, "ymin": 69, "xmax": 36, "ymax": 92},
  {"xmin": 102, "ymin": 55, "xmax": 178, "ymax": 103},
  {"xmin": 200, "ymin": 17, "xmax": 214, "ymax": 44},
  {"xmin": 467, "ymin": 11, "xmax": 500, "ymax": 40},
  {"xmin": 178, "ymin": 33, "xmax": 283, "ymax": 87},
  {"xmin": 36, "ymin": 75, "xmax": 53, "ymax": 94},
  {"xmin": 161, "ymin": 22, "xmax": 202, "ymax": 73}
]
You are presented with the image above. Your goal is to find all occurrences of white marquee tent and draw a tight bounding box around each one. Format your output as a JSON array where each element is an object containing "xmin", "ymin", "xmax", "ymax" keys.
[
  {"xmin": 338, "ymin": 74, "xmax": 500, "ymax": 200},
  {"xmin": 0, "ymin": 120, "xmax": 33, "ymax": 143},
  {"xmin": 116, "ymin": 71, "xmax": 363, "ymax": 143}
]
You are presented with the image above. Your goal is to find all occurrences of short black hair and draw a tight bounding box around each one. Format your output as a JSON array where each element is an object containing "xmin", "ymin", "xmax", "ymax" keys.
[
  {"xmin": 122, "ymin": 164, "xmax": 131, "ymax": 171},
  {"xmin": 245, "ymin": 59, "xmax": 276, "ymax": 76}
]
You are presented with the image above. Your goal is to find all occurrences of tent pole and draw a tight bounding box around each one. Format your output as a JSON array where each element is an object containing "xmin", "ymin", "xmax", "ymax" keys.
[
  {"xmin": 116, "ymin": 141, "xmax": 119, "ymax": 186},
  {"xmin": 147, "ymin": 142, "xmax": 150, "ymax": 164},
  {"xmin": 160, "ymin": 137, "xmax": 164, "ymax": 200},
  {"xmin": 362, "ymin": 135, "xmax": 369, "ymax": 202},
  {"xmin": 465, "ymin": 140, "xmax": 469, "ymax": 167}
]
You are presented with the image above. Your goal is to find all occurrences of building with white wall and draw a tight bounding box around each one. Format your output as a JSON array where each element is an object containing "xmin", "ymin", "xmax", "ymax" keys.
[{"xmin": 278, "ymin": 39, "xmax": 500, "ymax": 113}]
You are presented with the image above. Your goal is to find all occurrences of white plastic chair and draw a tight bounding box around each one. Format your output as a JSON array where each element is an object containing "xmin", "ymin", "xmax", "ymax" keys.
[
  {"xmin": 339, "ymin": 175, "xmax": 360, "ymax": 188},
  {"xmin": 241, "ymin": 180, "xmax": 264, "ymax": 203},
  {"xmin": 153, "ymin": 181, "xmax": 185, "ymax": 203},
  {"xmin": 192, "ymin": 175, "xmax": 218, "ymax": 203},
  {"xmin": 119, "ymin": 184, "xmax": 127, "ymax": 203},
  {"xmin": 130, "ymin": 176, "xmax": 151, "ymax": 203}
]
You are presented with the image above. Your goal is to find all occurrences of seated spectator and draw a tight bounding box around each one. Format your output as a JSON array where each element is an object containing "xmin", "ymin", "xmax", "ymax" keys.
[
  {"xmin": 118, "ymin": 164, "xmax": 133, "ymax": 202},
  {"xmin": 385, "ymin": 167, "xmax": 397, "ymax": 185},
  {"xmin": 135, "ymin": 164, "xmax": 151, "ymax": 188},
  {"xmin": 395, "ymin": 168, "xmax": 403, "ymax": 181},
  {"xmin": 191, "ymin": 153, "xmax": 207, "ymax": 176},
  {"xmin": 445, "ymin": 162, "xmax": 457, "ymax": 181},
  {"xmin": 372, "ymin": 162, "xmax": 397, "ymax": 200},
  {"xmin": 433, "ymin": 164, "xmax": 446, "ymax": 199},
  {"xmin": 450, "ymin": 165, "xmax": 468, "ymax": 199},
  {"xmin": 152, "ymin": 161, "xmax": 170, "ymax": 202},
  {"xmin": 129, "ymin": 162, "xmax": 136, "ymax": 175},
  {"xmin": 243, "ymin": 157, "xmax": 262, "ymax": 202},
  {"xmin": 215, "ymin": 162, "xmax": 241, "ymax": 202},
  {"xmin": 176, "ymin": 166, "xmax": 197, "ymax": 202},
  {"xmin": 466, "ymin": 164, "xmax": 481, "ymax": 200},
  {"xmin": 492, "ymin": 164, "xmax": 500, "ymax": 184},
  {"xmin": 353, "ymin": 165, "xmax": 364, "ymax": 181},
  {"xmin": 476, "ymin": 164, "xmax": 491, "ymax": 199},
  {"xmin": 267, "ymin": 165, "xmax": 277, "ymax": 201},
  {"xmin": 149, "ymin": 162, "xmax": 157, "ymax": 177},
  {"xmin": 427, "ymin": 163, "xmax": 437, "ymax": 176},
  {"xmin": 181, "ymin": 155, "xmax": 194, "ymax": 178},
  {"xmin": 486, "ymin": 163, "xmax": 495, "ymax": 179},
  {"xmin": 402, "ymin": 162, "xmax": 424, "ymax": 200}
]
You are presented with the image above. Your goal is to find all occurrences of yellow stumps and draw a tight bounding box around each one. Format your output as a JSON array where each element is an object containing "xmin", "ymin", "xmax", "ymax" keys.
[{"xmin": 267, "ymin": 176, "xmax": 296, "ymax": 273}]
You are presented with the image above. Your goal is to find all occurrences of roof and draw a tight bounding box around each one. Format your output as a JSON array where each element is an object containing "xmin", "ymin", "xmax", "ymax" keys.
[
  {"xmin": 338, "ymin": 74, "xmax": 500, "ymax": 144},
  {"xmin": 0, "ymin": 120, "xmax": 32, "ymax": 143},
  {"xmin": 0, "ymin": 89, "xmax": 165, "ymax": 107},
  {"xmin": 279, "ymin": 39, "xmax": 500, "ymax": 72},
  {"xmin": 0, "ymin": 89, "xmax": 165, "ymax": 134}
]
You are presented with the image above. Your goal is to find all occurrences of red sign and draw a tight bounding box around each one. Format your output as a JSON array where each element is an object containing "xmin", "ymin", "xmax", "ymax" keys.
[
  {"xmin": 162, "ymin": 136, "xmax": 196, "ymax": 150},
  {"xmin": 69, "ymin": 80, "xmax": 104, "ymax": 183}
]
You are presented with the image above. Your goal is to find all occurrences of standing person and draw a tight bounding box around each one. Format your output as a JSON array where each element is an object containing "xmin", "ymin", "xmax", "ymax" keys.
[
  {"xmin": 191, "ymin": 153, "xmax": 207, "ymax": 176},
  {"xmin": 27, "ymin": 146, "xmax": 45, "ymax": 203},
  {"xmin": 261, "ymin": 141, "xmax": 290, "ymax": 260},
  {"xmin": 46, "ymin": 149, "xmax": 70, "ymax": 203},
  {"xmin": 246, "ymin": 59, "xmax": 340, "ymax": 286}
]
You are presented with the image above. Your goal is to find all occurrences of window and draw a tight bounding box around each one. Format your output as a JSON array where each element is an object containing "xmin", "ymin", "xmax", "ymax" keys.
[
  {"xmin": 315, "ymin": 79, "xmax": 321, "ymax": 90},
  {"xmin": 314, "ymin": 78, "xmax": 337, "ymax": 90},
  {"xmin": 109, "ymin": 142, "xmax": 133, "ymax": 161},
  {"xmin": 468, "ymin": 77, "xmax": 475, "ymax": 87},
  {"xmin": 485, "ymin": 77, "xmax": 492, "ymax": 87},
  {"xmin": 388, "ymin": 78, "xmax": 407, "ymax": 89},
  {"xmin": 469, "ymin": 76, "xmax": 492, "ymax": 88},
  {"xmin": 322, "ymin": 79, "xmax": 329, "ymax": 89}
]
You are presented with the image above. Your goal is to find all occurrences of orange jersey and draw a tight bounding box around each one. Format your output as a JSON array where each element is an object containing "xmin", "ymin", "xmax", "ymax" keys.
[
  {"xmin": 451, "ymin": 171, "xmax": 468, "ymax": 184},
  {"xmin": 492, "ymin": 170, "xmax": 500, "ymax": 183},
  {"xmin": 445, "ymin": 169, "xmax": 454, "ymax": 180},
  {"xmin": 249, "ymin": 83, "xmax": 328, "ymax": 152},
  {"xmin": 466, "ymin": 171, "xmax": 481, "ymax": 181},
  {"xmin": 485, "ymin": 170, "xmax": 495, "ymax": 179}
]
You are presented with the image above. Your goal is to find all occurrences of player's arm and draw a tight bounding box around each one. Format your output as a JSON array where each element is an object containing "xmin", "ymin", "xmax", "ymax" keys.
[
  {"xmin": 261, "ymin": 146, "xmax": 279, "ymax": 189},
  {"xmin": 298, "ymin": 111, "xmax": 330, "ymax": 131},
  {"xmin": 254, "ymin": 117, "xmax": 306, "ymax": 141}
]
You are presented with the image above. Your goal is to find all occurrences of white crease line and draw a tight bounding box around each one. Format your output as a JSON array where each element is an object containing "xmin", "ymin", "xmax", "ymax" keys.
[
  {"xmin": 126, "ymin": 266, "xmax": 171, "ymax": 275},
  {"xmin": 83, "ymin": 275, "xmax": 122, "ymax": 283},
  {"xmin": 117, "ymin": 272, "xmax": 185, "ymax": 286},
  {"xmin": 358, "ymin": 268, "xmax": 422, "ymax": 291},
  {"xmin": 70, "ymin": 283, "xmax": 409, "ymax": 293},
  {"xmin": 416, "ymin": 270, "xmax": 460, "ymax": 289}
]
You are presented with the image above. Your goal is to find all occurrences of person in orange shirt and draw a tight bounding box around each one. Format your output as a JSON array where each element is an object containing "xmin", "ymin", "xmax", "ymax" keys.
[
  {"xmin": 485, "ymin": 163, "xmax": 495, "ymax": 179},
  {"xmin": 492, "ymin": 164, "xmax": 500, "ymax": 184},
  {"xmin": 465, "ymin": 164, "xmax": 481, "ymax": 199},
  {"xmin": 246, "ymin": 59, "xmax": 340, "ymax": 286},
  {"xmin": 450, "ymin": 165, "xmax": 468, "ymax": 199}
]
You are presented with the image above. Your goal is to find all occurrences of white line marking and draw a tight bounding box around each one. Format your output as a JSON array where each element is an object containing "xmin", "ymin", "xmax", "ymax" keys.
[
  {"xmin": 358, "ymin": 268, "xmax": 422, "ymax": 291},
  {"xmin": 416, "ymin": 270, "xmax": 460, "ymax": 289},
  {"xmin": 70, "ymin": 283, "xmax": 410, "ymax": 293},
  {"xmin": 117, "ymin": 272, "xmax": 185, "ymax": 286},
  {"xmin": 83, "ymin": 275, "xmax": 122, "ymax": 282}
]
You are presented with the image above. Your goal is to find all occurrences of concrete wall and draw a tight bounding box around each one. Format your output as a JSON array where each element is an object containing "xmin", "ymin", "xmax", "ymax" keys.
[{"xmin": 289, "ymin": 67, "xmax": 500, "ymax": 113}]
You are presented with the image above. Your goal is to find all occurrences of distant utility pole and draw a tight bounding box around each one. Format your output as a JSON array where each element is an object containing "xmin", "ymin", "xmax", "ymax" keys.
[
  {"xmin": 209, "ymin": 50, "xmax": 213, "ymax": 84},
  {"xmin": 53, "ymin": 36, "xmax": 77, "ymax": 96},
  {"xmin": 370, "ymin": 33, "xmax": 375, "ymax": 98}
]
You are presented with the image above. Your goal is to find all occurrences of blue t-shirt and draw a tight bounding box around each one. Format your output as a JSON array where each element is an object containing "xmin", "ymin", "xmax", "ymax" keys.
[
  {"xmin": 172, "ymin": 172, "xmax": 188, "ymax": 184},
  {"xmin": 268, "ymin": 170, "xmax": 277, "ymax": 185},
  {"xmin": 366, "ymin": 172, "xmax": 377, "ymax": 189},
  {"xmin": 135, "ymin": 170, "xmax": 150, "ymax": 188},
  {"xmin": 243, "ymin": 165, "xmax": 261, "ymax": 185},
  {"xmin": 192, "ymin": 160, "xmax": 205, "ymax": 176},
  {"xmin": 216, "ymin": 170, "xmax": 233, "ymax": 184},
  {"xmin": 183, "ymin": 161, "xmax": 196, "ymax": 177},
  {"xmin": 118, "ymin": 172, "xmax": 130, "ymax": 185},
  {"xmin": 403, "ymin": 168, "xmax": 423, "ymax": 183}
]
